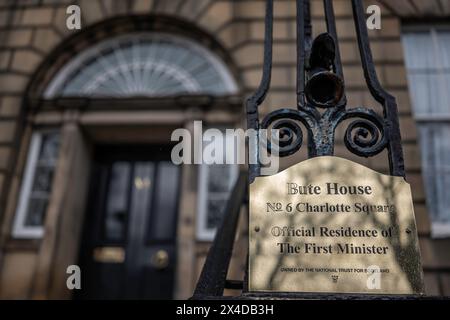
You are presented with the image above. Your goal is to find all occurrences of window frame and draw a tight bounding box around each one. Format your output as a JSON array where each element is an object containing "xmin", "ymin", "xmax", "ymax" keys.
[
  {"xmin": 196, "ymin": 128, "xmax": 239, "ymax": 241},
  {"xmin": 196, "ymin": 163, "xmax": 239, "ymax": 241},
  {"xmin": 402, "ymin": 25, "xmax": 450, "ymax": 238},
  {"xmin": 12, "ymin": 130, "xmax": 60, "ymax": 239}
]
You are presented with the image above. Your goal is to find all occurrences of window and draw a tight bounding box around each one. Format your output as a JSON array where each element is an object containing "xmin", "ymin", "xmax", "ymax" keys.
[
  {"xmin": 12, "ymin": 132, "xmax": 60, "ymax": 238},
  {"xmin": 196, "ymin": 129, "xmax": 239, "ymax": 241},
  {"xmin": 402, "ymin": 26, "xmax": 450, "ymax": 237},
  {"xmin": 44, "ymin": 33, "xmax": 238, "ymax": 98}
]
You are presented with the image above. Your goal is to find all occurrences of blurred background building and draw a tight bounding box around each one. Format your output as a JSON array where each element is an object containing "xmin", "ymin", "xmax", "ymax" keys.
[{"xmin": 0, "ymin": 0, "xmax": 449, "ymax": 299}]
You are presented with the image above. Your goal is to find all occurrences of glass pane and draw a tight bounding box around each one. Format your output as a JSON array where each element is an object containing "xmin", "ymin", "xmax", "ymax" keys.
[
  {"xmin": 129, "ymin": 162, "xmax": 154, "ymax": 243},
  {"xmin": 39, "ymin": 133, "xmax": 60, "ymax": 164},
  {"xmin": 23, "ymin": 132, "xmax": 60, "ymax": 229},
  {"xmin": 31, "ymin": 166, "xmax": 54, "ymax": 193},
  {"xmin": 419, "ymin": 124, "xmax": 450, "ymax": 225},
  {"xmin": 24, "ymin": 198, "xmax": 48, "ymax": 227},
  {"xmin": 104, "ymin": 162, "xmax": 131, "ymax": 241},
  {"xmin": 207, "ymin": 164, "xmax": 232, "ymax": 192},
  {"xmin": 45, "ymin": 34, "xmax": 237, "ymax": 98},
  {"xmin": 402, "ymin": 32, "xmax": 435, "ymax": 70},
  {"xmin": 148, "ymin": 162, "xmax": 179, "ymax": 242},
  {"xmin": 403, "ymin": 30, "xmax": 450, "ymax": 117},
  {"xmin": 403, "ymin": 30, "xmax": 450, "ymax": 234},
  {"xmin": 202, "ymin": 126, "xmax": 238, "ymax": 232},
  {"xmin": 437, "ymin": 31, "xmax": 450, "ymax": 68},
  {"xmin": 206, "ymin": 198, "xmax": 228, "ymax": 229}
]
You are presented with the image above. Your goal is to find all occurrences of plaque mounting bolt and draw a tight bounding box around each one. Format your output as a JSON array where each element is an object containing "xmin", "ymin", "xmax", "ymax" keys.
[{"xmin": 254, "ymin": 226, "xmax": 260, "ymax": 232}]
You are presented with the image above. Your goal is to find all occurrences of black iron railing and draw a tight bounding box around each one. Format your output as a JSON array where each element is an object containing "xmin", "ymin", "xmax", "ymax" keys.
[{"xmin": 192, "ymin": 0, "xmax": 407, "ymax": 299}]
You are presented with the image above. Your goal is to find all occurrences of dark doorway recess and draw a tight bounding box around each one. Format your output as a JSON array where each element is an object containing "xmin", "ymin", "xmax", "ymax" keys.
[{"xmin": 76, "ymin": 144, "xmax": 180, "ymax": 299}]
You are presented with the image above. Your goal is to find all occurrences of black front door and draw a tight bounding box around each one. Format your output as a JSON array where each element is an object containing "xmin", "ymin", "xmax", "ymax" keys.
[{"xmin": 76, "ymin": 145, "xmax": 180, "ymax": 299}]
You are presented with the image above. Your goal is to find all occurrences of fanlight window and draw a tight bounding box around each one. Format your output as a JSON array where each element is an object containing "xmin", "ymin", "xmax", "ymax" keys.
[{"xmin": 44, "ymin": 33, "xmax": 238, "ymax": 98}]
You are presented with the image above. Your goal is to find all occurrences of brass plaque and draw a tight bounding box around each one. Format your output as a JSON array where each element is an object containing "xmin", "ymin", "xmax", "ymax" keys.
[{"xmin": 249, "ymin": 156, "xmax": 424, "ymax": 294}]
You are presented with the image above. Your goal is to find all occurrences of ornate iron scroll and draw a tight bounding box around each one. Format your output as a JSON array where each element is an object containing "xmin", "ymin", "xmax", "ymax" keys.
[{"xmin": 246, "ymin": 0, "xmax": 405, "ymax": 183}]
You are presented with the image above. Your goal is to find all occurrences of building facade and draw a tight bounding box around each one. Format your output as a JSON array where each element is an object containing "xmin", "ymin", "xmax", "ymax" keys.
[{"xmin": 0, "ymin": 0, "xmax": 449, "ymax": 299}]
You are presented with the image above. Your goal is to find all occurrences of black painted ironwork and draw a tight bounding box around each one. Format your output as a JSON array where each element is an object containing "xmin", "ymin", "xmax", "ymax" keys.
[
  {"xmin": 247, "ymin": 0, "xmax": 405, "ymax": 182},
  {"xmin": 193, "ymin": 0, "xmax": 407, "ymax": 299}
]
